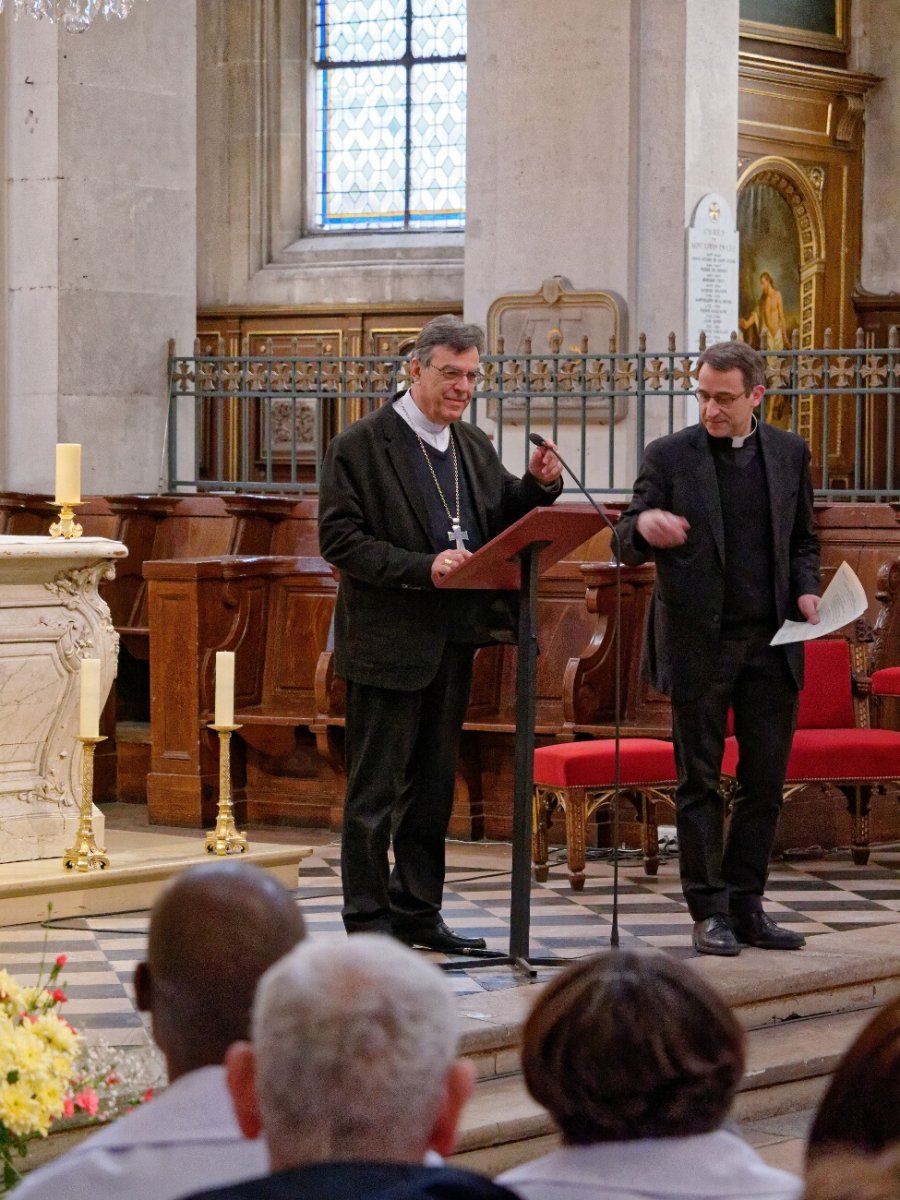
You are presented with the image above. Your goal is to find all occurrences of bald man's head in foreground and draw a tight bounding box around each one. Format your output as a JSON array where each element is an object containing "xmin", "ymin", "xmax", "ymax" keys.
[{"xmin": 134, "ymin": 861, "xmax": 306, "ymax": 1081}]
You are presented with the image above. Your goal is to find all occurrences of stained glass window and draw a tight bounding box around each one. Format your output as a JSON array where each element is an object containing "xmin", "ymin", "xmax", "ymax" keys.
[{"xmin": 313, "ymin": 0, "xmax": 466, "ymax": 231}]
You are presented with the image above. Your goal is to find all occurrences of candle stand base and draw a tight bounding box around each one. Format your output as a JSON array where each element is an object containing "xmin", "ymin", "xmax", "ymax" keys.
[
  {"xmin": 62, "ymin": 736, "xmax": 110, "ymax": 872},
  {"xmin": 205, "ymin": 724, "xmax": 248, "ymax": 856},
  {"xmin": 49, "ymin": 504, "xmax": 83, "ymax": 540}
]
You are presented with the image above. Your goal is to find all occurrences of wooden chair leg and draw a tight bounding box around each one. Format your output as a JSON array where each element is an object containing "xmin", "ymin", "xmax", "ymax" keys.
[
  {"xmin": 564, "ymin": 788, "xmax": 587, "ymax": 890},
  {"xmin": 639, "ymin": 791, "xmax": 661, "ymax": 876},
  {"xmin": 532, "ymin": 787, "xmax": 553, "ymax": 882},
  {"xmin": 847, "ymin": 784, "xmax": 872, "ymax": 866}
]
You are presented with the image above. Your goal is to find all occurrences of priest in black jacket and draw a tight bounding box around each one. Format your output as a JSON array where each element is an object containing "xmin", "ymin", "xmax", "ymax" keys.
[
  {"xmin": 319, "ymin": 314, "xmax": 562, "ymax": 952},
  {"xmin": 617, "ymin": 340, "xmax": 821, "ymax": 957}
]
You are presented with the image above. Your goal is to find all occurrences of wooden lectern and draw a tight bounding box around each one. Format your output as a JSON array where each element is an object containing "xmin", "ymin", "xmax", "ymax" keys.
[{"xmin": 439, "ymin": 503, "xmax": 603, "ymax": 970}]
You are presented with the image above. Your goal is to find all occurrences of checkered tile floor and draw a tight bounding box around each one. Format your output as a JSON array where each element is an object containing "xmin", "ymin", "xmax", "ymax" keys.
[{"xmin": 3, "ymin": 838, "xmax": 900, "ymax": 1044}]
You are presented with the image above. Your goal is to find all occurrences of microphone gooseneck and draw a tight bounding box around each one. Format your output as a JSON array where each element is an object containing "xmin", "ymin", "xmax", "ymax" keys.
[
  {"xmin": 529, "ymin": 433, "xmax": 619, "ymax": 549},
  {"xmin": 529, "ymin": 431, "xmax": 623, "ymax": 949}
]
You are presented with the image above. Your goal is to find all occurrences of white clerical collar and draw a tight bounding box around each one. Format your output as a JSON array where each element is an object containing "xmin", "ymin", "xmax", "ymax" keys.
[
  {"xmin": 731, "ymin": 414, "xmax": 759, "ymax": 449},
  {"xmin": 394, "ymin": 390, "xmax": 451, "ymax": 451}
]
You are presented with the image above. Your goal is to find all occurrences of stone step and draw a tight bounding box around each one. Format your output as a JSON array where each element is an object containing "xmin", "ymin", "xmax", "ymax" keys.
[{"xmin": 451, "ymin": 926, "xmax": 900, "ymax": 1175}]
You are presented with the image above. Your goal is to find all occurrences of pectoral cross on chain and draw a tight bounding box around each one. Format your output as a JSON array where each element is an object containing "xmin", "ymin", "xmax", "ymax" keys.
[{"xmin": 448, "ymin": 519, "xmax": 469, "ymax": 551}]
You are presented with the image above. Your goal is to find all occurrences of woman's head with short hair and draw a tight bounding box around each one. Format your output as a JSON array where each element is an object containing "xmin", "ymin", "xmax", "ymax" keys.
[
  {"xmin": 807, "ymin": 996, "xmax": 900, "ymax": 1164},
  {"xmin": 521, "ymin": 950, "xmax": 745, "ymax": 1144}
]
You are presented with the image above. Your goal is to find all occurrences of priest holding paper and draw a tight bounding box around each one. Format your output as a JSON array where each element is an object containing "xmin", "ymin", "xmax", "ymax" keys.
[
  {"xmin": 617, "ymin": 340, "xmax": 821, "ymax": 957},
  {"xmin": 318, "ymin": 315, "xmax": 562, "ymax": 952}
]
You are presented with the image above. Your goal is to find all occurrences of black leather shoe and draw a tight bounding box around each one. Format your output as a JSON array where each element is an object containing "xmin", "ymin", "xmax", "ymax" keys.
[
  {"xmin": 731, "ymin": 912, "xmax": 806, "ymax": 950},
  {"xmin": 692, "ymin": 914, "xmax": 741, "ymax": 957},
  {"xmin": 393, "ymin": 920, "xmax": 487, "ymax": 953}
]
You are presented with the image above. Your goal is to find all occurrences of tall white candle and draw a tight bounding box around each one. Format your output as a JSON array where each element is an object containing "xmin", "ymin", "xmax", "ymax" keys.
[
  {"xmin": 215, "ymin": 651, "xmax": 235, "ymax": 726},
  {"xmin": 80, "ymin": 658, "xmax": 101, "ymax": 738},
  {"xmin": 55, "ymin": 444, "xmax": 82, "ymax": 505}
]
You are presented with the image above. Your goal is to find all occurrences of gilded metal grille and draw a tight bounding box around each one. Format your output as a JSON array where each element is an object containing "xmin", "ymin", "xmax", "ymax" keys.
[{"xmin": 167, "ymin": 329, "xmax": 900, "ymax": 500}]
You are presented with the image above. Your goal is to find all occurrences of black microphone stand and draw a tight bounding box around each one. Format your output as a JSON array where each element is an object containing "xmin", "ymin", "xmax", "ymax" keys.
[{"xmin": 529, "ymin": 433, "xmax": 623, "ymax": 948}]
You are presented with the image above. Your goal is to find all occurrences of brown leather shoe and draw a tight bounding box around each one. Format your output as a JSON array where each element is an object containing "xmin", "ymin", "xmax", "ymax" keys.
[
  {"xmin": 731, "ymin": 912, "xmax": 806, "ymax": 950},
  {"xmin": 692, "ymin": 914, "xmax": 741, "ymax": 957}
]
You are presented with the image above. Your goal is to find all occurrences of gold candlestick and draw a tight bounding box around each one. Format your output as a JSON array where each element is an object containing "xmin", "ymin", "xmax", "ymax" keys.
[
  {"xmin": 205, "ymin": 724, "xmax": 248, "ymax": 855},
  {"xmin": 49, "ymin": 503, "xmax": 83, "ymax": 540},
  {"xmin": 62, "ymin": 735, "xmax": 109, "ymax": 871}
]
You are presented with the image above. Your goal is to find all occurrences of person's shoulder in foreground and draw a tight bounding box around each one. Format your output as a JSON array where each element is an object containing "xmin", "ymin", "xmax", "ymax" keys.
[
  {"xmin": 184, "ymin": 1160, "xmax": 518, "ymax": 1200},
  {"xmin": 497, "ymin": 1129, "xmax": 802, "ymax": 1200},
  {"xmin": 10, "ymin": 861, "xmax": 305, "ymax": 1200},
  {"xmin": 9, "ymin": 1066, "xmax": 268, "ymax": 1200}
]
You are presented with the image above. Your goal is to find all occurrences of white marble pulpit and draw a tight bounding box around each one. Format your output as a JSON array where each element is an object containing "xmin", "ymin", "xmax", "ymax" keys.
[{"xmin": 0, "ymin": 536, "xmax": 127, "ymax": 864}]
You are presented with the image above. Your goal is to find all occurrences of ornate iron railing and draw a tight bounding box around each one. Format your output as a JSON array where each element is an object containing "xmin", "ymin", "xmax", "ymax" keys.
[{"xmin": 166, "ymin": 329, "xmax": 900, "ymax": 500}]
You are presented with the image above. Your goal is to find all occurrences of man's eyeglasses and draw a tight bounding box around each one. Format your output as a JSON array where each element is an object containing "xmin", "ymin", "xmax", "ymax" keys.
[
  {"xmin": 693, "ymin": 389, "xmax": 749, "ymax": 408},
  {"xmin": 428, "ymin": 365, "xmax": 485, "ymax": 385}
]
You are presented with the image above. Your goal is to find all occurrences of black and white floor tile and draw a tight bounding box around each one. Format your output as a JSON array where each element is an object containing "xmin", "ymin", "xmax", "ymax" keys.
[{"xmin": 3, "ymin": 839, "xmax": 899, "ymax": 1044}]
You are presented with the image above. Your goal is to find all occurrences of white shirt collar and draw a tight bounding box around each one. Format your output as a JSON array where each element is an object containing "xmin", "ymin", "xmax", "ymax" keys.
[
  {"xmin": 394, "ymin": 390, "xmax": 451, "ymax": 451},
  {"xmin": 731, "ymin": 414, "xmax": 759, "ymax": 449}
]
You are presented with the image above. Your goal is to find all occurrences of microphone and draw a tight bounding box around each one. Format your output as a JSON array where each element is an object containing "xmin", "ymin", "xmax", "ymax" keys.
[
  {"xmin": 528, "ymin": 432, "xmax": 619, "ymax": 554},
  {"xmin": 528, "ymin": 431, "xmax": 624, "ymax": 948}
]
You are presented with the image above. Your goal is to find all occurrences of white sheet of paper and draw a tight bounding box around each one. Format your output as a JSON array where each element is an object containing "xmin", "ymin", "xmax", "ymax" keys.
[{"xmin": 770, "ymin": 560, "xmax": 867, "ymax": 646}]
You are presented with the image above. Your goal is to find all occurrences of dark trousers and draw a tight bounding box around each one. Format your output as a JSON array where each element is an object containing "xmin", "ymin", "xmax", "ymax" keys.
[
  {"xmin": 671, "ymin": 634, "xmax": 798, "ymax": 921},
  {"xmin": 341, "ymin": 643, "xmax": 475, "ymax": 934}
]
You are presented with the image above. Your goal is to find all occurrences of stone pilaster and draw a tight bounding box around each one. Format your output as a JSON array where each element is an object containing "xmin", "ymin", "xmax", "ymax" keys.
[
  {"xmin": 1, "ymin": 1, "xmax": 196, "ymax": 495},
  {"xmin": 465, "ymin": 0, "xmax": 739, "ymax": 348}
]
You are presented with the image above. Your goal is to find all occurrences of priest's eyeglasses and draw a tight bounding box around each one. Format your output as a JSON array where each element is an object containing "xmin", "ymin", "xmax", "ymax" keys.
[
  {"xmin": 429, "ymin": 365, "xmax": 485, "ymax": 385},
  {"xmin": 693, "ymin": 389, "xmax": 749, "ymax": 408}
]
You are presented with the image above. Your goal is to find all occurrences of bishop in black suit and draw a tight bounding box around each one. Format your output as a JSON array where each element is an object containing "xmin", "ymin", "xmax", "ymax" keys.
[
  {"xmin": 318, "ymin": 315, "xmax": 562, "ymax": 951},
  {"xmin": 617, "ymin": 340, "xmax": 820, "ymax": 956}
]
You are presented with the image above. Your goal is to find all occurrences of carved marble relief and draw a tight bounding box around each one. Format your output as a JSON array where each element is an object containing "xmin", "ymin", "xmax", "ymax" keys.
[{"xmin": 0, "ymin": 539, "xmax": 126, "ymax": 863}]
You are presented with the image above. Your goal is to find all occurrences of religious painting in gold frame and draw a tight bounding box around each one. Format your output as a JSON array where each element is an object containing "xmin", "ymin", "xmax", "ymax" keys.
[
  {"xmin": 736, "ymin": 159, "xmax": 826, "ymax": 442},
  {"xmin": 737, "ymin": 181, "xmax": 802, "ymax": 426},
  {"xmin": 739, "ymin": 0, "xmax": 849, "ymax": 55}
]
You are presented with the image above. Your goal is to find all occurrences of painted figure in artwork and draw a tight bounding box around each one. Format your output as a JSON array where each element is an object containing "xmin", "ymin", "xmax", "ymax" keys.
[{"xmin": 740, "ymin": 271, "xmax": 789, "ymax": 350}]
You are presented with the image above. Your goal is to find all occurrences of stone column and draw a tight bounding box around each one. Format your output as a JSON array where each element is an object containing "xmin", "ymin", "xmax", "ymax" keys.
[
  {"xmin": 464, "ymin": 0, "xmax": 739, "ymax": 485},
  {"xmin": 465, "ymin": 0, "xmax": 739, "ymax": 347},
  {"xmin": 1, "ymin": 2, "xmax": 196, "ymax": 496}
]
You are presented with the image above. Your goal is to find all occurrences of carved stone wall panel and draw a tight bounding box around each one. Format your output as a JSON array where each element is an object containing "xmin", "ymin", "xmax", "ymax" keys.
[{"xmin": 485, "ymin": 277, "xmax": 628, "ymax": 423}]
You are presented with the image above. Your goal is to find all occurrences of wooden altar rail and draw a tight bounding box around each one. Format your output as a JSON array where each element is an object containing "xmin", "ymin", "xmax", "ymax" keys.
[
  {"xmin": 0, "ymin": 492, "xmax": 319, "ymax": 667},
  {"xmin": 3, "ymin": 492, "xmax": 900, "ymax": 843},
  {"xmin": 141, "ymin": 503, "xmax": 900, "ymax": 845},
  {"xmin": 0, "ymin": 492, "xmax": 320, "ymax": 802},
  {"xmin": 144, "ymin": 532, "xmax": 610, "ymax": 834}
]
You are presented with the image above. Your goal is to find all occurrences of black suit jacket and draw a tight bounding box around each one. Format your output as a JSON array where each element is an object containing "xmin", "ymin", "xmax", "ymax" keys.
[
  {"xmin": 318, "ymin": 398, "xmax": 560, "ymax": 691},
  {"xmin": 184, "ymin": 1161, "xmax": 518, "ymax": 1200},
  {"xmin": 616, "ymin": 422, "xmax": 820, "ymax": 703}
]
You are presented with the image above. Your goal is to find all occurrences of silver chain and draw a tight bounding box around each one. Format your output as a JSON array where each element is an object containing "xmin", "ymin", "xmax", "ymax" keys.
[{"xmin": 414, "ymin": 432, "xmax": 460, "ymax": 523}]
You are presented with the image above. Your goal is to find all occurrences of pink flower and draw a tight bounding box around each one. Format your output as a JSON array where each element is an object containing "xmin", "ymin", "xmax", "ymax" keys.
[
  {"xmin": 74, "ymin": 1088, "xmax": 100, "ymax": 1117},
  {"xmin": 52, "ymin": 988, "xmax": 67, "ymax": 1004},
  {"xmin": 62, "ymin": 1096, "xmax": 75, "ymax": 1118},
  {"xmin": 55, "ymin": 954, "xmax": 67, "ymax": 968},
  {"xmin": 143, "ymin": 1088, "xmax": 154, "ymax": 1103}
]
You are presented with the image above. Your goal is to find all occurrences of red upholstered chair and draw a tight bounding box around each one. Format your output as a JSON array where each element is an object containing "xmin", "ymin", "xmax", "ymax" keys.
[
  {"xmin": 872, "ymin": 667, "xmax": 900, "ymax": 697},
  {"xmin": 532, "ymin": 738, "xmax": 677, "ymax": 889},
  {"xmin": 722, "ymin": 638, "xmax": 900, "ymax": 865}
]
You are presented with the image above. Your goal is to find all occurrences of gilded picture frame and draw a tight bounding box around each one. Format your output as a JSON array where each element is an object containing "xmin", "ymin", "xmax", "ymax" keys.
[{"xmin": 739, "ymin": 0, "xmax": 849, "ymax": 55}]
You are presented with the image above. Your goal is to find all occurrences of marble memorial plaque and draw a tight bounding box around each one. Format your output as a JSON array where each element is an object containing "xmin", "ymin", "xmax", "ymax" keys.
[{"xmin": 687, "ymin": 193, "xmax": 739, "ymax": 350}]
